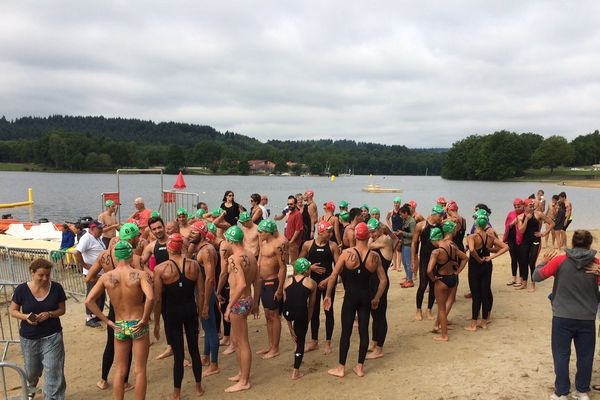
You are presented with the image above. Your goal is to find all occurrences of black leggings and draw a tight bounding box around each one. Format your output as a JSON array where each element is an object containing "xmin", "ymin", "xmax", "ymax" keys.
[
  {"xmin": 416, "ymin": 259, "xmax": 435, "ymax": 310},
  {"xmin": 310, "ymin": 285, "xmax": 335, "ymax": 341},
  {"xmin": 518, "ymin": 241, "xmax": 541, "ymax": 282},
  {"xmin": 468, "ymin": 260, "xmax": 493, "ymax": 320},
  {"xmin": 292, "ymin": 313, "xmax": 309, "ymax": 369},
  {"xmin": 167, "ymin": 305, "xmax": 202, "ymax": 389},
  {"xmin": 101, "ymin": 304, "xmax": 132, "ymax": 382},
  {"xmin": 508, "ymin": 240, "xmax": 519, "ymax": 277},
  {"xmin": 214, "ymin": 298, "xmax": 221, "ymax": 335},
  {"xmin": 339, "ymin": 293, "xmax": 370, "ymax": 365},
  {"xmin": 220, "ymin": 286, "xmax": 231, "ymax": 337},
  {"xmin": 370, "ymin": 283, "xmax": 389, "ymax": 347}
]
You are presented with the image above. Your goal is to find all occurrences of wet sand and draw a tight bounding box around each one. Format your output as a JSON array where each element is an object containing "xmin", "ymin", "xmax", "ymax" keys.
[{"xmin": 3, "ymin": 230, "xmax": 600, "ymax": 399}]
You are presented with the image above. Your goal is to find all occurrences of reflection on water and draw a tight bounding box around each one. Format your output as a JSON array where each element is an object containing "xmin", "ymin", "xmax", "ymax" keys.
[{"xmin": 0, "ymin": 171, "xmax": 597, "ymax": 231}]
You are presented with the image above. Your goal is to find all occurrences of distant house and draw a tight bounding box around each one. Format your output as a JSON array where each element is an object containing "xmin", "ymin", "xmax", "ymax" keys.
[{"xmin": 248, "ymin": 160, "xmax": 276, "ymax": 174}]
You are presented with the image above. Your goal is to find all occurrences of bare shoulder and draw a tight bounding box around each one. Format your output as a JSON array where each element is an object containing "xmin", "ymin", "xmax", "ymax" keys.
[{"xmin": 305, "ymin": 276, "xmax": 317, "ymax": 290}]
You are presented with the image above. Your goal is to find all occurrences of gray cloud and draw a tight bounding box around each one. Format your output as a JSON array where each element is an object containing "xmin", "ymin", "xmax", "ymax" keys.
[{"xmin": 1, "ymin": 1, "xmax": 599, "ymax": 146}]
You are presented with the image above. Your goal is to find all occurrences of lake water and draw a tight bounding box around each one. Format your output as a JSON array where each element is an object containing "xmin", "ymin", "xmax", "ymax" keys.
[{"xmin": 0, "ymin": 171, "xmax": 598, "ymax": 231}]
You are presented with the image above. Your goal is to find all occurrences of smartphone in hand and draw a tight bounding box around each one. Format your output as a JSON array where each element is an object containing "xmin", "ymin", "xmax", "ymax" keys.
[{"xmin": 27, "ymin": 312, "xmax": 38, "ymax": 323}]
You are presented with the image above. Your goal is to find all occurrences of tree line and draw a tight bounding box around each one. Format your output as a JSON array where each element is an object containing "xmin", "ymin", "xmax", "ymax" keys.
[
  {"xmin": 0, "ymin": 115, "xmax": 444, "ymax": 175},
  {"xmin": 441, "ymin": 130, "xmax": 600, "ymax": 180}
]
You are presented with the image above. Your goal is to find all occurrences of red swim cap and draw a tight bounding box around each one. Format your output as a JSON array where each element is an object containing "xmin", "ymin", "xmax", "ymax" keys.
[
  {"xmin": 355, "ymin": 222, "xmax": 369, "ymax": 240},
  {"xmin": 524, "ymin": 198, "xmax": 535, "ymax": 207},
  {"xmin": 305, "ymin": 190, "xmax": 314, "ymax": 198},
  {"xmin": 436, "ymin": 197, "xmax": 447, "ymax": 205},
  {"xmin": 191, "ymin": 221, "xmax": 208, "ymax": 237},
  {"xmin": 323, "ymin": 201, "xmax": 335, "ymax": 212},
  {"xmin": 318, "ymin": 220, "xmax": 333, "ymax": 234},
  {"xmin": 167, "ymin": 233, "xmax": 184, "ymax": 252},
  {"xmin": 206, "ymin": 232, "xmax": 215, "ymax": 242},
  {"xmin": 447, "ymin": 200, "xmax": 458, "ymax": 211},
  {"xmin": 513, "ymin": 198, "xmax": 524, "ymax": 205},
  {"xmin": 409, "ymin": 200, "xmax": 417, "ymax": 208}
]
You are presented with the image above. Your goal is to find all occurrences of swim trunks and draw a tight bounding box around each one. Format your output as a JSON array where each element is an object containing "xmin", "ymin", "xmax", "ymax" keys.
[
  {"xmin": 230, "ymin": 296, "xmax": 254, "ymax": 316},
  {"xmin": 260, "ymin": 278, "xmax": 282, "ymax": 311},
  {"xmin": 114, "ymin": 320, "xmax": 149, "ymax": 341}
]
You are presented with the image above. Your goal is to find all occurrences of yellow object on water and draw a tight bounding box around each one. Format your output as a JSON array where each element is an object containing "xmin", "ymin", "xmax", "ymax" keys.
[
  {"xmin": 0, "ymin": 188, "xmax": 34, "ymax": 209},
  {"xmin": 330, "ymin": 175, "xmax": 335, "ymax": 182}
]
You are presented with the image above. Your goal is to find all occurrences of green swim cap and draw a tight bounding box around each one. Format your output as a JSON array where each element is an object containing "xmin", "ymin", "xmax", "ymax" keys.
[
  {"xmin": 114, "ymin": 240, "xmax": 133, "ymax": 261},
  {"xmin": 150, "ymin": 211, "xmax": 160, "ymax": 218},
  {"xmin": 212, "ymin": 208, "xmax": 223, "ymax": 217},
  {"xmin": 442, "ymin": 220, "xmax": 456, "ymax": 234},
  {"xmin": 105, "ymin": 200, "xmax": 115, "ymax": 207},
  {"xmin": 339, "ymin": 211, "xmax": 350, "ymax": 222},
  {"xmin": 431, "ymin": 204, "xmax": 445, "ymax": 216},
  {"xmin": 294, "ymin": 258, "xmax": 311, "ymax": 274},
  {"xmin": 238, "ymin": 211, "xmax": 251, "ymax": 223},
  {"xmin": 177, "ymin": 207, "xmax": 187, "ymax": 216},
  {"xmin": 367, "ymin": 218, "xmax": 381, "ymax": 231},
  {"xmin": 207, "ymin": 222, "xmax": 217, "ymax": 235},
  {"xmin": 475, "ymin": 215, "xmax": 489, "ymax": 229},
  {"xmin": 360, "ymin": 204, "xmax": 369, "ymax": 211},
  {"xmin": 393, "ymin": 196, "xmax": 402, "ymax": 203},
  {"xmin": 258, "ymin": 219, "xmax": 277, "ymax": 233},
  {"xmin": 369, "ymin": 207, "xmax": 380, "ymax": 215},
  {"xmin": 224, "ymin": 225, "xmax": 244, "ymax": 243},
  {"xmin": 120, "ymin": 223, "xmax": 140, "ymax": 240},
  {"xmin": 339, "ymin": 200, "xmax": 349, "ymax": 208},
  {"xmin": 474, "ymin": 209, "xmax": 489, "ymax": 218},
  {"xmin": 429, "ymin": 227, "xmax": 443, "ymax": 242},
  {"xmin": 195, "ymin": 209, "xmax": 206, "ymax": 219}
]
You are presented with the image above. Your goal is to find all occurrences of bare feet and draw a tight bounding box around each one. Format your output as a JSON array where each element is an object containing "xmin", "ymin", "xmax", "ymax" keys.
[
  {"xmin": 478, "ymin": 320, "xmax": 490, "ymax": 329},
  {"xmin": 261, "ymin": 350, "xmax": 280, "ymax": 359},
  {"xmin": 433, "ymin": 335, "xmax": 449, "ymax": 342},
  {"xmin": 352, "ymin": 364, "xmax": 365, "ymax": 377},
  {"xmin": 124, "ymin": 383, "xmax": 135, "ymax": 392},
  {"xmin": 184, "ymin": 359, "xmax": 192, "ymax": 367},
  {"xmin": 222, "ymin": 345, "xmax": 236, "ymax": 355},
  {"xmin": 291, "ymin": 370, "xmax": 305, "ymax": 380},
  {"xmin": 219, "ymin": 337, "xmax": 230, "ymax": 346},
  {"xmin": 96, "ymin": 380, "xmax": 108, "ymax": 390},
  {"xmin": 464, "ymin": 322, "xmax": 477, "ymax": 332},
  {"xmin": 515, "ymin": 283, "xmax": 527, "ymax": 290},
  {"xmin": 304, "ymin": 341, "xmax": 319, "ymax": 353},
  {"xmin": 426, "ymin": 310, "xmax": 434, "ymax": 320},
  {"xmin": 367, "ymin": 341, "xmax": 376, "ymax": 352},
  {"xmin": 527, "ymin": 286, "xmax": 536, "ymax": 292},
  {"xmin": 322, "ymin": 342, "xmax": 332, "ymax": 355},
  {"xmin": 156, "ymin": 346, "xmax": 173, "ymax": 360},
  {"xmin": 200, "ymin": 355, "xmax": 209, "ymax": 366},
  {"xmin": 228, "ymin": 373, "xmax": 241, "ymax": 382},
  {"xmin": 365, "ymin": 348, "xmax": 383, "ymax": 360},
  {"xmin": 255, "ymin": 348, "xmax": 270, "ymax": 355},
  {"xmin": 195, "ymin": 383, "xmax": 204, "ymax": 397},
  {"xmin": 327, "ymin": 365, "xmax": 345, "ymax": 378},
  {"xmin": 202, "ymin": 365, "xmax": 220, "ymax": 377},
  {"xmin": 415, "ymin": 309, "xmax": 423, "ymax": 321},
  {"xmin": 168, "ymin": 392, "xmax": 181, "ymax": 400},
  {"xmin": 224, "ymin": 381, "xmax": 251, "ymax": 393}
]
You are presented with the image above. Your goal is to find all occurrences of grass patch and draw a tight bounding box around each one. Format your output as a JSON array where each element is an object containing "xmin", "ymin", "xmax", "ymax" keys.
[
  {"xmin": 514, "ymin": 166, "xmax": 600, "ymax": 181},
  {"xmin": 0, "ymin": 162, "xmax": 46, "ymax": 171}
]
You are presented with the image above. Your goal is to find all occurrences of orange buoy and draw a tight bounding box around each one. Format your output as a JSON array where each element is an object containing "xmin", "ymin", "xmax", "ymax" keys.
[{"xmin": 173, "ymin": 171, "xmax": 187, "ymax": 189}]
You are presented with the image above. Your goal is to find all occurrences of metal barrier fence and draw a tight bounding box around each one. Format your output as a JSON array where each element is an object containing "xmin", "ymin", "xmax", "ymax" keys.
[
  {"xmin": 0, "ymin": 362, "xmax": 31, "ymax": 400},
  {"xmin": 162, "ymin": 190, "xmax": 200, "ymax": 223},
  {"xmin": 0, "ymin": 283, "xmax": 19, "ymax": 362}
]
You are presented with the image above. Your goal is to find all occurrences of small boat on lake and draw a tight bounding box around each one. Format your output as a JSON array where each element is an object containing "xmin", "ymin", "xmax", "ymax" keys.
[{"xmin": 362, "ymin": 184, "xmax": 403, "ymax": 193}]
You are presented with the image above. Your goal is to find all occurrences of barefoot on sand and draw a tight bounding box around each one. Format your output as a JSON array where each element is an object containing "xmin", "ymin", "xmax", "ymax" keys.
[
  {"xmin": 352, "ymin": 365, "xmax": 365, "ymax": 377},
  {"xmin": 304, "ymin": 341, "xmax": 318, "ymax": 353},
  {"xmin": 261, "ymin": 350, "xmax": 280, "ymax": 359},
  {"xmin": 156, "ymin": 347, "xmax": 173, "ymax": 360},
  {"xmin": 464, "ymin": 323, "xmax": 478, "ymax": 332},
  {"xmin": 322, "ymin": 343, "xmax": 332, "ymax": 355},
  {"xmin": 291, "ymin": 371, "xmax": 305, "ymax": 380},
  {"xmin": 202, "ymin": 365, "xmax": 220, "ymax": 377},
  {"xmin": 200, "ymin": 355, "xmax": 209, "ymax": 366},
  {"xmin": 184, "ymin": 359, "xmax": 192, "ymax": 367},
  {"xmin": 96, "ymin": 380, "xmax": 108, "ymax": 390},
  {"xmin": 426, "ymin": 310, "xmax": 434, "ymax": 320},
  {"xmin": 124, "ymin": 383, "xmax": 135, "ymax": 392},
  {"xmin": 255, "ymin": 348, "xmax": 269, "ymax": 355},
  {"xmin": 327, "ymin": 366, "xmax": 345, "ymax": 378},
  {"xmin": 228, "ymin": 373, "xmax": 240, "ymax": 382},
  {"xmin": 365, "ymin": 350, "xmax": 383, "ymax": 360},
  {"xmin": 222, "ymin": 345, "xmax": 235, "ymax": 355},
  {"xmin": 195, "ymin": 384, "xmax": 204, "ymax": 397},
  {"xmin": 415, "ymin": 310, "xmax": 423, "ymax": 321},
  {"xmin": 224, "ymin": 382, "xmax": 251, "ymax": 393},
  {"xmin": 433, "ymin": 335, "xmax": 449, "ymax": 341}
]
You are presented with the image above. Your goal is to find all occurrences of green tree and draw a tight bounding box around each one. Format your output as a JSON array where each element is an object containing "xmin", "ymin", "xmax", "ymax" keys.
[{"xmin": 531, "ymin": 135, "xmax": 575, "ymax": 173}]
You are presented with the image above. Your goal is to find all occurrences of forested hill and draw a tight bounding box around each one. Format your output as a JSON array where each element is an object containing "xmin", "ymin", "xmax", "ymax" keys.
[{"xmin": 0, "ymin": 115, "xmax": 445, "ymax": 175}]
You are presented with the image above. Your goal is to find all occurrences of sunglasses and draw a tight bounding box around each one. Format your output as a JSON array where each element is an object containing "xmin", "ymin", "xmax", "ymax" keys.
[{"xmin": 287, "ymin": 203, "xmax": 295, "ymax": 207}]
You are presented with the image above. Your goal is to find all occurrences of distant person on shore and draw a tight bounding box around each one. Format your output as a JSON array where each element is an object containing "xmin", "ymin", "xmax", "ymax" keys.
[
  {"xmin": 533, "ymin": 231, "xmax": 599, "ymax": 400},
  {"xmin": 85, "ymin": 241, "xmax": 154, "ymax": 400},
  {"xmin": 128, "ymin": 198, "xmax": 151, "ymax": 232},
  {"xmin": 99, "ymin": 200, "xmax": 120, "ymax": 248}
]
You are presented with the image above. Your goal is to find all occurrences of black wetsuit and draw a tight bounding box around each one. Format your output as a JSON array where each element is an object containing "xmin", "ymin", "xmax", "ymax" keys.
[
  {"xmin": 101, "ymin": 249, "xmax": 132, "ymax": 383},
  {"xmin": 163, "ymin": 259, "xmax": 202, "ymax": 389},
  {"xmin": 506, "ymin": 221, "xmax": 519, "ymax": 278},
  {"xmin": 339, "ymin": 249, "xmax": 372, "ymax": 366},
  {"xmin": 283, "ymin": 276, "xmax": 312, "ymax": 369},
  {"xmin": 370, "ymin": 248, "xmax": 390, "ymax": 347},
  {"xmin": 434, "ymin": 245, "xmax": 459, "ymax": 289},
  {"xmin": 518, "ymin": 216, "xmax": 541, "ymax": 282},
  {"xmin": 153, "ymin": 240, "xmax": 171, "ymax": 345},
  {"xmin": 391, "ymin": 209, "xmax": 403, "ymax": 240},
  {"xmin": 302, "ymin": 205, "xmax": 312, "ymax": 242},
  {"xmin": 416, "ymin": 221, "xmax": 438, "ymax": 310},
  {"xmin": 307, "ymin": 240, "xmax": 336, "ymax": 341},
  {"xmin": 555, "ymin": 204, "xmax": 566, "ymax": 231},
  {"xmin": 468, "ymin": 233, "xmax": 493, "ymax": 320},
  {"xmin": 217, "ymin": 242, "xmax": 231, "ymax": 338},
  {"xmin": 453, "ymin": 217, "xmax": 466, "ymax": 252}
]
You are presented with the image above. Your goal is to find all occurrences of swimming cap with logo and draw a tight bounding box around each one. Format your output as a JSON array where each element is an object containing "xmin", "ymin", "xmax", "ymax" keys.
[
  {"xmin": 207, "ymin": 222, "xmax": 217, "ymax": 235},
  {"xmin": 105, "ymin": 200, "xmax": 115, "ymax": 207},
  {"xmin": 177, "ymin": 208, "xmax": 187, "ymax": 216},
  {"xmin": 225, "ymin": 226, "xmax": 244, "ymax": 243},
  {"xmin": 120, "ymin": 223, "xmax": 140, "ymax": 240},
  {"xmin": 238, "ymin": 211, "xmax": 251, "ymax": 223},
  {"xmin": 367, "ymin": 218, "xmax": 381, "ymax": 231},
  {"xmin": 150, "ymin": 211, "xmax": 160, "ymax": 218},
  {"xmin": 446, "ymin": 201, "xmax": 458, "ymax": 211},
  {"xmin": 195, "ymin": 209, "xmax": 206, "ymax": 218},
  {"xmin": 355, "ymin": 222, "xmax": 369, "ymax": 240},
  {"xmin": 369, "ymin": 208, "xmax": 380, "ymax": 215},
  {"xmin": 258, "ymin": 219, "xmax": 277, "ymax": 233},
  {"xmin": 317, "ymin": 220, "xmax": 333, "ymax": 234},
  {"xmin": 114, "ymin": 240, "xmax": 133, "ymax": 261},
  {"xmin": 212, "ymin": 208, "xmax": 223, "ymax": 217},
  {"xmin": 429, "ymin": 227, "xmax": 443, "ymax": 242},
  {"xmin": 294, "ymin": 258, "xmax": 311, "ymax": 274},
  {"xmin": 442, "ymin": 220, "xmax": 456, "ymax": 234},
  {"xmin": 431, "ymin": 204, "xmax": 445, "ymax": 216},
  {"xmin": 339, "ymin": 200, "xmax": 349, "ymax": 208},
  {"xmin": 167, "ymin": 233, "xmax": 184, "ymax": 252},
  {"xmin": 191, "ymin": 221, "xmax": 208, "ymax": 236}
]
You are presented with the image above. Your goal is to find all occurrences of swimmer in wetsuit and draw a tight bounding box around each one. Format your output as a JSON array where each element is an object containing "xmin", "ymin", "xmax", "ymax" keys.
[
  {"xmin": 153, "ymin": 233, "xmax": 204, "ymax": 399},
  {"xmin": 465, "ymin": 212, "xmax": 508, "ymax": 332},
  {"xmin": 426, "ymin": 222, "xmax": 468, "ymax": 341},
  {"xmin": 85, "ymin": 241, "xmax": 154, "ymax": 400},
  {"xmin": 282, "ymin": 258, "xmax": 317, "ymax": 380},
  {"xmin": 324, "ymin": 222, "xmax": 387, "ymax": 378}
]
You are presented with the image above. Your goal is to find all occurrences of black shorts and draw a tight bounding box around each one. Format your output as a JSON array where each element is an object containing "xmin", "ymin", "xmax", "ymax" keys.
[{"xmin": 261, "ymin": 278, "xmax": 282, "ymax": 311}]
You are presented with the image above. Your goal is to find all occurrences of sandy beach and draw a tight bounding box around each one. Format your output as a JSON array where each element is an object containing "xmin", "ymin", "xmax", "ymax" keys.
[{"xmin": 2, "ymin": 230, "xmax": 600, "ymax": 399}]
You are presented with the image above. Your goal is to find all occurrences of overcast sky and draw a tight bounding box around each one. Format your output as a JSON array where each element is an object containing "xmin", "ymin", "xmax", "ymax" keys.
[{"xmin": 1, "ymin": 1, "xmax": 599, "ymax": 147}]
